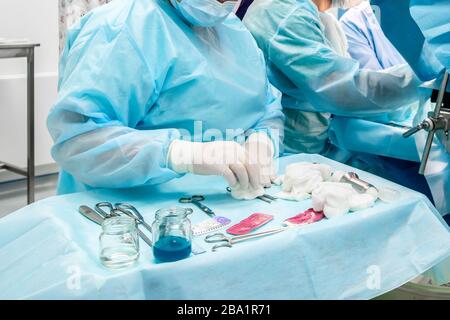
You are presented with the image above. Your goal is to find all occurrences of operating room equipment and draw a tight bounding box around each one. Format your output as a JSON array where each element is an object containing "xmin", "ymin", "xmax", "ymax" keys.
[
  {"xmin": 79, "ymin": 205, "xmax": 107, "ymax": 225},
  {"xmin": 226, "ymin": 213, "xmax": 273, "ymax": 236},
  {"xmin": 403, "ymin": 71, "xmax": 450, "ymax": 174},
  {"xmin": 80, "ymin": 205, "xmax": 154, "ymax": 248},
  {"xmin": 0, "ymin": 41, "xmax": 40, "ymax": 204},
  {"xmin": 332, "ymin": 171, "xmax": 402, "ymax": 203},
  {"xmin": 48, "ymin": 0, "xmax": 284, "ymax": 195},
  {"xmin": 204, "ymin": 228, "xmax": 286, "ymax": 251},
  {"xmin": 95, "ymin": 202, "xmax": 153, "ymax": 234},
  {"xmin": 226, "ymin": 187, "xmax": 275, "ymax": 203},
  {"xmin": 94, "ymin": 202, "xmax": 119, "ymax": 218},
  {"xmin": 179, "ymin": 195, "xmax": 215, "ymax": 218},
  {"xmin": 2, "ymin": 154, "xmax": 450, "ymax": 299},
  {"xmin": 99, "ymin": 215, "xmax": 140, "ymax": 269},
  {"xmin": 115, "ymin": 203, "xmax": 153, "ymax": 234},
  {"xmin": 333, "ymin": 172, "xmax": 377, "ymax": 193},
  {"xmin": 192, "ymin": 216, "xmax": 232, "ymax": 236},
  {"xmin": 152, "ymin": 207, "xmax": 193, "ymax": 262}
]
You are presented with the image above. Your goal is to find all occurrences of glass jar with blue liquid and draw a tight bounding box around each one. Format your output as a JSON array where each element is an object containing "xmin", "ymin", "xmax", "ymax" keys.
[{"xmin": 152, "ymin": 207, "xmax": 193, "ymax": 262}]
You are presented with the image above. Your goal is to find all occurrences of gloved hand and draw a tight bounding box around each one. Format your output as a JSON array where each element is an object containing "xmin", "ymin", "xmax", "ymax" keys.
[
  {"xmin": 244, "ymin": 132, "xmax": 276, "ymax": 188},
  {"xmin": 167, "ymin": 140, "xmax": 260, "ymax": 189}
]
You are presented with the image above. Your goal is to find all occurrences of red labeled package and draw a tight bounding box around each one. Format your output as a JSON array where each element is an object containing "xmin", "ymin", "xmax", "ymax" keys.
[
  {"xmin": 226, "ymin": 213, "xmax": 274, "ymax": 235},
  {"xmin": 284, "ymin": 208, "xmax": 324, "ymax": 227}
]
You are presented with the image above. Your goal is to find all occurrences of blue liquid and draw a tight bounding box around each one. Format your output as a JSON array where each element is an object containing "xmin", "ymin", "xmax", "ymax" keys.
[{"xmin": 153, "ymin": 236, "xmax": 192, "ymax": 262}]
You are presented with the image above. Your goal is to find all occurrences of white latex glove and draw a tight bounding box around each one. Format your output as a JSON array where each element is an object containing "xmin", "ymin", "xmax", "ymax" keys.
[
  {"xmin": 244, "ymin": 132, "xmax": 276, "ymax": 188},
  {"xmin": 276, "ymin": 162, "xmax": 333, "ymax": 201},
  {"xmin": 168, "ymin": 140, "xmax": 260, "ymax": 189}
]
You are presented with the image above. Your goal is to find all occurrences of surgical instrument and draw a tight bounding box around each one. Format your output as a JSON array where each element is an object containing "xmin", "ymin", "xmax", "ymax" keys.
[
  {"xmin": 339, "ymin": 172, "xmax": 376, "ymax": 193},
  {"xmin": 95, "ymin": 202, "xmax": 152, "ymax": 234},
  {"xmin": 335, "ymin": 172, "xmax": 400, "ymax": 203},
  {"xmin": 179, "ymin": 195, "xmax": 215, "ymax": 217},
  {"xmin": 204, "ymin": 227, "xmax": 286, "ymax": 251},
  {"xmin": 403, "ymin": 70, "xmax": 450, "ymax": 174},
  {"xmin": 80, "ymin": 205, "xmax": 153, "ymax": 248},
  {"xmin": 226, "ymin": 187, "xmax": 277, "ymax": 203},
  {"xmin": 115, "ymin": 202, "xmax": 153, "ymax": 234},
  {"xmin": 95, "ymin": 202, "xmax": 119, "ymax": 218}
]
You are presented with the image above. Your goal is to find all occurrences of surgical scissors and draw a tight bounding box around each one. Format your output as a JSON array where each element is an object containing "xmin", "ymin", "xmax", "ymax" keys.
[
  {"xmin": 226, "ymin": 187, "xmax": 277, "ymax": 203},
  {"xmin": 204, "ymin": 228, "xmax": 286, "ymax": 251},
  {"xmin": 179, "ymin": 195, "xmax": 215, "ymax": 217},
  {"xmin": 95, "ymin": 202, "xmax": 152, "ymax": 234},
  {"xmin": 115, "ymin": 202, "xmax": 153, "ymax": 233},
  {"xmin": 94, "ymin": 202, "xmax": 153, "ymax": 248}
]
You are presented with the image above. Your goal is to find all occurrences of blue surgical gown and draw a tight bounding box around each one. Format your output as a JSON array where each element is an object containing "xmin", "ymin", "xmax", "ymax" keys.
[
  {"xmin": 339, "ymin": 1, "xmax": 407, "ymax": 71},
  {"xmin": 243, "ymin": 0, "xmax": 421, "ymax": 154},
  {"xmin": 47, "ymin": 0, "xmax": 284, "ymax": 194},
  {"xmin": 410, "ymin": 0, "xmax": 450, "ymax": 80}
]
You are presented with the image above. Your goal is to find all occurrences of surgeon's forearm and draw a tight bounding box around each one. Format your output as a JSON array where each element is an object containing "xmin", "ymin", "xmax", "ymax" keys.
[
  {"xmin": 250, "ymin": 84, "xmax": 285, "ymax": 156},
  {"xmin": 51, "ymin": 126, "xmax": 182, "ymax": 189}
]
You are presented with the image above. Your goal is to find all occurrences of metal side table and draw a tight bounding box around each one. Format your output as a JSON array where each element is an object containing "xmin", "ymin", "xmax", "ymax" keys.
[{"xmin": 0, "ymin": 42, "xmax": 40, "ymax": 204}]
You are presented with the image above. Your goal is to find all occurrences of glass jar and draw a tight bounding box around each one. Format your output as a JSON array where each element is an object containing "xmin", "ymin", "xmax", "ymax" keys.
[
  {"xmin": 152, "ymin": 207, "xmax": 193, "ymax": 262},
  {"xmin": 99, "ymin": 215, "xmax": 140, "ymax": 269}
]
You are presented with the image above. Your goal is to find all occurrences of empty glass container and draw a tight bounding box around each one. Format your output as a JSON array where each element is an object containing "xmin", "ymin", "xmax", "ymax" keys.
[{"xmin": 99, "ymin": 215, "xmax": 140, "ymax": 269}]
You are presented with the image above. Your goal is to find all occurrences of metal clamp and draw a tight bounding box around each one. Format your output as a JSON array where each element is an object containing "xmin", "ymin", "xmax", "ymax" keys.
[{"xmin": 403, "ymin": 70, "xmax": 450, "ymax": 174}]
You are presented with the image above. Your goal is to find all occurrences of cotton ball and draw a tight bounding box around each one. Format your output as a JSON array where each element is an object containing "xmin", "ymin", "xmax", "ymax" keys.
[
  {"xmin": 349, "ymin": 193, "xmax": 377, "ymax": 211},
  {"xmin": 312, "ymin": 182, "xmax": 354, "ymax": 219},
  {"xmin": 331, "ymin": 170, "xmax": 345, "ymax": 183},
  {"xmin": 272, "ymin": 175, "xmax": 284, "ymax": 186}
]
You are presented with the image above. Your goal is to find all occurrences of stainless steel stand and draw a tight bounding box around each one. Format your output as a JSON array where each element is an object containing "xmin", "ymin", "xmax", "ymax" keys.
[
  {"xmin": 403, "ymin": 70, "xmax": 450, "ymax": 174},
  {"xmin": 0, "ymin": 42, "xmax": 40, "ymax": 204}
]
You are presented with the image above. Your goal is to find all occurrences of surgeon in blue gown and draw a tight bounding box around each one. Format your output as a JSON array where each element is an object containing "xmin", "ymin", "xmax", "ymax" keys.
[
  {"xmin": 47, "ymin": 0, "xmax": 284, "ymax": 195},
  {"xmin": 333, "ymin": 1, "xmax": 434, "ymax": 202},
  {"xmin": 243, "ymin": 0, "xmax": 421, "ymax": 157},
  {"xmin": 360, "ymin": 0, "xmax": 450, "ymax": 217}
]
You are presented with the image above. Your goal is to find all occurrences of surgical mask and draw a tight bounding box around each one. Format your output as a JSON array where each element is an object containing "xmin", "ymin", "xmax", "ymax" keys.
[
  {"xmin": 331, "ymin": 0, "xmax": 364, "ymax": 9},
  {"xmin": 170, "ymin": 0, "xmax": 237, "ymax": 27}
]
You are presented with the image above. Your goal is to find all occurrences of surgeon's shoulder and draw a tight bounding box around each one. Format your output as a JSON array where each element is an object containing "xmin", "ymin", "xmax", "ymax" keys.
[
  {"xmin": 244, "ymin": 0, "xmax": 312, "ymax": 42},
  {"xmin": 68, "ymin": 0, "xmax": 170, "ymax": 46}
]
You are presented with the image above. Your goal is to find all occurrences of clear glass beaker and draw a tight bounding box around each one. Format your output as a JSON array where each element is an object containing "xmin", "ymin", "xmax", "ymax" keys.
[{"xmin": 99, "ymin": 215, "xmax": 140, "ymax": 269}]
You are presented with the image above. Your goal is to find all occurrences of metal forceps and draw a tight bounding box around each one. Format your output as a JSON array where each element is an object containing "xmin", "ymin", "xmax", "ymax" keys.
[
  {"xmin": 179, "ymin": 195, "xmax": 215, "ymax": 217},
  {"xmin": 204, "ymin": 228, "xmax": 286, "ymax": 251},
  {"xmin": 226, "ymin": 187, "xmax": 277, "ymax": 204}
]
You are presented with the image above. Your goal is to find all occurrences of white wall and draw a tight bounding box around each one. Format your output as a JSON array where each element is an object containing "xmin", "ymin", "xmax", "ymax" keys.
[{"xmin": 0, "ymin": 0, "xmax": 59, "ymax": 179}]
